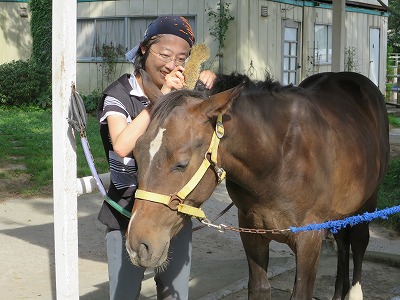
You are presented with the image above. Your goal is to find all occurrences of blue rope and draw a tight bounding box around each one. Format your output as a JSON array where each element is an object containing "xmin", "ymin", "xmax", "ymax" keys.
[{"xmin": 289, "ymin": 205, "xmax": 400, "ymax": 234}]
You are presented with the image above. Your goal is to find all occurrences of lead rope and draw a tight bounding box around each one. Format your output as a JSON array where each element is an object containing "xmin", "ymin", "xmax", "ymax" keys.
[{"xmin": 68, "ymin": 83, "xmax": 132, "ymax": 218}]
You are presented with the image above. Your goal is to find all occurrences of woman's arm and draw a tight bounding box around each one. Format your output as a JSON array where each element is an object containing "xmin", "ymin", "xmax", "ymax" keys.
[{"xmin": 107, "ymin": 108, "xmax": 151, "ymax": 157}]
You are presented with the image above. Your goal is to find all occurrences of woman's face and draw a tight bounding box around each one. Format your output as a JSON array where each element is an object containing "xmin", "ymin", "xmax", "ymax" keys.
[{"xmin": 142, "ymin": 34, "xmax": 190, "ymax": 89}]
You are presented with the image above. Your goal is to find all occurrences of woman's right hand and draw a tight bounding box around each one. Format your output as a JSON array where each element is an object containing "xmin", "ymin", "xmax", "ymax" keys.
[{"xmin": 161, "ymin": 66, "xmax": 185, "ymax": 94}]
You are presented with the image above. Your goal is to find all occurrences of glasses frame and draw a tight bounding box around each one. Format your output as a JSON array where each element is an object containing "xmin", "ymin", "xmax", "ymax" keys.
[{"xmin": 148, "ymin": 48, "xmax": 188, "ymax": 67}]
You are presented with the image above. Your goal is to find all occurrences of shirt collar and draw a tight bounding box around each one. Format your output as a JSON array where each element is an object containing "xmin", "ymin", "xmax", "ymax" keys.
[{"xmin": 129, "ymin": 72, "xmax": 147, "ymax": 98}]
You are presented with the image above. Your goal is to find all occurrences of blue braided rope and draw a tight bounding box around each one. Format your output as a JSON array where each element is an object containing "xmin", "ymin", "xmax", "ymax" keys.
[{"xmin": 290, "ymin": 205, "xmax": 400, "ymax": 234}]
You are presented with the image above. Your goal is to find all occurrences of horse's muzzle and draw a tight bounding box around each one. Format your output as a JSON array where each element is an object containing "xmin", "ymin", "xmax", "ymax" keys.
[{"xmin": 125, "ymin": 236, "xmax": 170, "ymax": 268}]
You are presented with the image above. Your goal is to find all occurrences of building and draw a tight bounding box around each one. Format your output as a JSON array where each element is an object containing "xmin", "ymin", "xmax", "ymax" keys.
[{"xmin": 0, "ymin": 0, "xmax": 389, "ymax": 94}]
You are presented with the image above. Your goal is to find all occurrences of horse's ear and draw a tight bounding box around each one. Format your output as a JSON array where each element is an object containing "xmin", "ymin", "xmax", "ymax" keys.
[
  {"xmin": 139, "ymin": 69, "xmax": 163, "ymax": 106},
  {"xmin": 200, "ymin": 81, "xmax": 244, "ymax": 118}
]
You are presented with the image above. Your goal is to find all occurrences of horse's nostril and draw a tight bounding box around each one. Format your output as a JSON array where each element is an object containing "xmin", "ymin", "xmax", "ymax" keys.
[{"xmin": 138, "ymin": 241, "xmax": 152, "ymax": 259}]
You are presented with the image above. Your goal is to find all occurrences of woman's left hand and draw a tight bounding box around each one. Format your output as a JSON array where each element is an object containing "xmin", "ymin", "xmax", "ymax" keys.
[{"xmin": 199, "ymin": 70, "xmax": 216, "ymax": 90}]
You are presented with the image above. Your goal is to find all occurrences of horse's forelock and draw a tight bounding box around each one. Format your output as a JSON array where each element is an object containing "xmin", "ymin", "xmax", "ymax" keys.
[{"xmin": 150, "ymin": 89, "xmax": 206, "ymax": 125}]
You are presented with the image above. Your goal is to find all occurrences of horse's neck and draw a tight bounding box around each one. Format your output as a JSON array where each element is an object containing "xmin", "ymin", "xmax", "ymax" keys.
[{"xmin": 220, "ymin": 108, "xmax": 282, "ymax": 189}]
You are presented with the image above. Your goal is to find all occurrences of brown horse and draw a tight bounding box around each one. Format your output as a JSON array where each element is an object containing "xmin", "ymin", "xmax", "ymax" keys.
[{"xmin": 126, "ymin": 71, "xmax": 389, "ymax": 299}]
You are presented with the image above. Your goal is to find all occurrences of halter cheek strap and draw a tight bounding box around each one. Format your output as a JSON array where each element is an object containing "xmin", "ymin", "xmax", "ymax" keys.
[{"xmin": 135, "ymin": 114, "xmax": 225, "ymax": 220}]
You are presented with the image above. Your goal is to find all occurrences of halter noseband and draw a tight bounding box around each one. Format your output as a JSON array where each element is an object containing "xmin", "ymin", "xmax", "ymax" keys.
[{"xmin": 135, "ymin": 114, "xmax": 225, "ymax": 219}]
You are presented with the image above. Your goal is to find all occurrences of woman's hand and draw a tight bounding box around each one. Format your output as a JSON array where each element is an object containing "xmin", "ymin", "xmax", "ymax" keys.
[
  {"xmin": 161, "ymin": 66, "xmax": 185, "ymax": 94},
  {"xmin": 198, "ymin": 70, "xmax": 216, "ymax": 90}
]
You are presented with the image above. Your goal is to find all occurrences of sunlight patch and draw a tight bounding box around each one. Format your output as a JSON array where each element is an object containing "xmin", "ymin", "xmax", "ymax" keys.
[{"xmin": 149, "ymin": 128, "xmax": 166, "ymax": 161}]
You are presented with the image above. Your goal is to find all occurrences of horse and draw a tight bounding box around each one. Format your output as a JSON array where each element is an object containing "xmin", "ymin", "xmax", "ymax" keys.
[{"xmin": 125, "ymin": 70, "xmax": 389, "ymax": 299}]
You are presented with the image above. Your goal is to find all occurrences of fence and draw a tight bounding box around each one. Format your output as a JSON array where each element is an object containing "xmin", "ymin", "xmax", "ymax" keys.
[{"xmin": 386, "ymin": 53, "xmax": 400, "ymax": 105}]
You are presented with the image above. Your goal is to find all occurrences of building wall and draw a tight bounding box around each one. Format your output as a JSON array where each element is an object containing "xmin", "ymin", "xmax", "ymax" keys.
[
  {"xmin": 0, "ymin": 0, "xmax": 389, "ymax": 94},
  {"xmin": 230, "ymin": 0, "xmax": 387, "ymax": 92},
  {"xmin": 0, "ymin": 1, "xmax": 32, "ymax": 64}
]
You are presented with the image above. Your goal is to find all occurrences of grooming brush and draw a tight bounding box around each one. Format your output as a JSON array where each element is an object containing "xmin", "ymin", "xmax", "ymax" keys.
[{"xmin": 183, "ymin": 44, "xmax": 210, "ymax": 90}]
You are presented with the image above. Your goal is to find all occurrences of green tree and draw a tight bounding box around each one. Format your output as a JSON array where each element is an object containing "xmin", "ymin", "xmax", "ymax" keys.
[
  {"xmin": 29, "ymin": 0, "xmax": 52, "ymax": 66},
  {"xmin": 28, "ymin": 0, "xmax": 52, "ymax": 107},
  {"xmin": 388, "ymin": 0, "xmax": 400, "ymax": 52}
]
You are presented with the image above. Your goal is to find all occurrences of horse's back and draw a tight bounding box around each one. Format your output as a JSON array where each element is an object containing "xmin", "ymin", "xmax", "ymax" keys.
[
  {"xmin": 299, "ymin": 72, "xmax": 387, "ymax": 125},
  {"xmin": 299, "ymin": 72, "xmax": 389, "ymax": 197},
  {"xmin": 299, "ymin": 72, "xmax": 388, "ymax": 142}
]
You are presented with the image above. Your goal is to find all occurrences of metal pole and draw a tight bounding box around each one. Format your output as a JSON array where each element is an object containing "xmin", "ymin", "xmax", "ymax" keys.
[
  {"xmin": 332, "ymin": 0, "xmax": 345, "ymax": 72},
  {"xmin": 52, "ymin": 0, "xmax": 79, "ymax": 298}
]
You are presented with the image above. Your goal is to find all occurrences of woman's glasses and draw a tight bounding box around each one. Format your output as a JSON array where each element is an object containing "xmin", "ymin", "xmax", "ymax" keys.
[{"xmin": 149, "ymin": 48, "xmax": 188, "ymax": 66}]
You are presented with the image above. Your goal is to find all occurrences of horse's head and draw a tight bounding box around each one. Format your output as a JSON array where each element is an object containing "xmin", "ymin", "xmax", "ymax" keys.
[{"xmin": 126, "ymin": 77, "xmax": 243, "ymax": 268}]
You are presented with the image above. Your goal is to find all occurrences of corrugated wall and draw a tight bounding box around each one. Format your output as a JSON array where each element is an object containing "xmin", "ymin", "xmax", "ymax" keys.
[{"xmin": 0, "ymin": 0, "xmax": 388, "ymax": 93}]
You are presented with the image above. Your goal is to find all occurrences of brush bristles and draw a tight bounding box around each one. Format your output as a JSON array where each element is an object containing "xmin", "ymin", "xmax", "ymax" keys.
[{"xmin": 183, "ymin": 44, "xmax": 210, "ymax": 90}]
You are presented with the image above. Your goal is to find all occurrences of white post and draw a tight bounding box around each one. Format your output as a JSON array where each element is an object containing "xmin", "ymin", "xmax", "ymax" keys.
[
  {"xmin": 332, "ymin": 0, "xmax": 345, "ymax": 72},
  {"xmin": 52, "ymin": 0, "xmax": 79, "ymax": 298}
]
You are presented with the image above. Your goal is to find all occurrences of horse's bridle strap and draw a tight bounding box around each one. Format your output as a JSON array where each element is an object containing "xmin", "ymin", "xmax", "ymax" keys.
[
  {"xmin": 135, "ymin": 189, "xmax": 206, "ymax": 219},
  {"xmin": 176, "ymin": 157, "xmax": 211, "ymax": 200}
]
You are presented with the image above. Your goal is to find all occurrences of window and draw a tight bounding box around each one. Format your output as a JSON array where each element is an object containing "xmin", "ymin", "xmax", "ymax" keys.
[
  {"xmin": 314, "ymin": 24, "xmax": 332, "ymax": 65},
  {"xmin": 77, "ymin": 16, "xmax": 195, "ymax": 62},
  {"xmin": 282, "ymin": 22, "xmax": 299, "ymax": 85},
  {"xmin": 77, "ymin": 18, "xmax": 127, "ymax": 61}
]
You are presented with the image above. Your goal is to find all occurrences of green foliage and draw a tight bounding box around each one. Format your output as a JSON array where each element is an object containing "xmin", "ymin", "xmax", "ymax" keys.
[
  {"xmin": 344, "ymin": 47, "xmax": 359, "ymax": 72},
  {"xmin": 388, "ymin": 0, "xmax": 400, "ymax": 52},
  {"xmin": 27, "ymin": 0, "xmax": 52, "ymax": 107},
  {"xmin": 377, "ymin": 159, "xmax": 400, "ymax": 231},
  {"xmin": 96, "ymin": 43, "xmax": 126, "ymax": 87},
  {"xmin": 81, "ymin": 90, "xmax": 102, "ymax": 115},
  {"xmin": 0, "ymin": 60, "xmax": 50, "ymax": 106},
  {"xmin": 389, "ymin": 114, "xmax": 400, "ymax": 127},
  {"xmin": 206, "ymin": 2, "xmax": 235, "ymax": 54},
  {"xmin": 386, "ymin": 45, "xmax": 398, "ymax": 101},
  {"xmin": 29, "ymin": 0, "xmax": 52, "ymax": 67}
]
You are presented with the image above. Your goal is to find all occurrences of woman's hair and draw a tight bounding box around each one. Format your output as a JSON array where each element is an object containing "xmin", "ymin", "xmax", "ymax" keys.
[{"xmin": 132, "ymin": 35, "xmax": 160, "ymax": 74}]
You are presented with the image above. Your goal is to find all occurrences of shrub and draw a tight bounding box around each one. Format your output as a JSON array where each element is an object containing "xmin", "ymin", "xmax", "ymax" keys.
[
  {"xmin": 82, "ymin": 90, "xmax": 103, "ymax": 115},
  {"xmin": 0, "ymin": 60, "xmax": 50, "ymax": 106}
]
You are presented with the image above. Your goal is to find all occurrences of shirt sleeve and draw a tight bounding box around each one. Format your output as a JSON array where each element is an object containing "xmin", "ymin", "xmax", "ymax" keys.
[{"xmin": 99, "ymin": 96, "xmax": 129, "ymax": 124}]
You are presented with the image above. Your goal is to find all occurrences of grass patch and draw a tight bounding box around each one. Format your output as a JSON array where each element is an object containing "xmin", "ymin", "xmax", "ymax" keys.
[
  {"xmin": 0, "ymin": 106, "xmax": 108, "ymax": 196},
  {"xmin": 388, "ymin": 114, "xmax": 400, "ymax": 127},
  {"xmin": 377, "ymin": 159, "xmax": 400, "ymax": 231}
]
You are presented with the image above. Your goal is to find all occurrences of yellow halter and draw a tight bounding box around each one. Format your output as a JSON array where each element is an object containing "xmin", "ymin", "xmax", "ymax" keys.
[{"xmin": 135, "ymin": 114, "xmax": 226, "ymax": 219}]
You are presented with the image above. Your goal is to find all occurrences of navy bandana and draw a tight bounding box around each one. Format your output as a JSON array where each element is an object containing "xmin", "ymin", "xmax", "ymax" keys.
[{"xmin": 125, "ymin": 15, "xmax": 194, "ymax": 62}]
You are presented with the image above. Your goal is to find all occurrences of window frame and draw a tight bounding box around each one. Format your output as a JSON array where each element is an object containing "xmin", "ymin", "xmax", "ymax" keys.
[
  {"xmin": 314, "ymin": 23, "xmax": 332, "ymax": 66},
  {"xmin": 76, "ymin": 16, "xmax": 196, "ymax": 63}
]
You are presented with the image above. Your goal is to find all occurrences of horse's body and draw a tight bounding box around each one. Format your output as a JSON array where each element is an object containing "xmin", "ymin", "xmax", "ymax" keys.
[{"xmin": 126, "ymin": 71, "xmax": 389, "ymax": 299}]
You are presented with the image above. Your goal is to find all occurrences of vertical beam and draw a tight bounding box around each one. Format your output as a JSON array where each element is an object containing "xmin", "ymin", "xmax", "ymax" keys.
[
  {"xmin": 52, "ymin": 0, "xmax": 79, "ymax": 298},
  {"xmin": 332, "ymin": 0, "xmax": 345, "ymax": 72}
]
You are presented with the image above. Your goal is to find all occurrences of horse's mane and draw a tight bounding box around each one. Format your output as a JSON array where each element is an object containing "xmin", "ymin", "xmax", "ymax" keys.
[
  {"xmin": 151, "ymin": 72, "xmax": 290, "ymax": 125},
  {"xmin": 209, "ymin": 72, "xmax": 288, "ymax": 95}
]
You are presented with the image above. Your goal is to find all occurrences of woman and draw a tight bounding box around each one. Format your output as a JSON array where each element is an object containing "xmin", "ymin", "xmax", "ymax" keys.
[{"xmin": 97, "ymin": 16, "xmax": 215, "ymax": 300}]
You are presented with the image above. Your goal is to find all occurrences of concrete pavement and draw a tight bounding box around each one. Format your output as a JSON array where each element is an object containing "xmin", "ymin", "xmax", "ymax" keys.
[{"xmin": 1, "ymin": 180, "xmax": 400, "ymax": 299}]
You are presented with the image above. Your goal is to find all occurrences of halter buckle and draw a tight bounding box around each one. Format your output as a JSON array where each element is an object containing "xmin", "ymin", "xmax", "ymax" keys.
[
  {"xmin": 168, "ymin": 194, "xmax": 183, "ymax": 211},
  {"xmin": 213, "ymin": 165, "xmax": 226, "ymax": 184},
  {"xmin": 215, "ymin": 121, "xmax": 224, "ymax": 139}
]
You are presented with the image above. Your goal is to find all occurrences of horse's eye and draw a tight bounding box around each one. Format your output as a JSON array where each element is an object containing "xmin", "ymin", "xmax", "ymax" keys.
[{"xmin": 172, "ymin": 161, "xmax": 189, "ymax": 172}]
